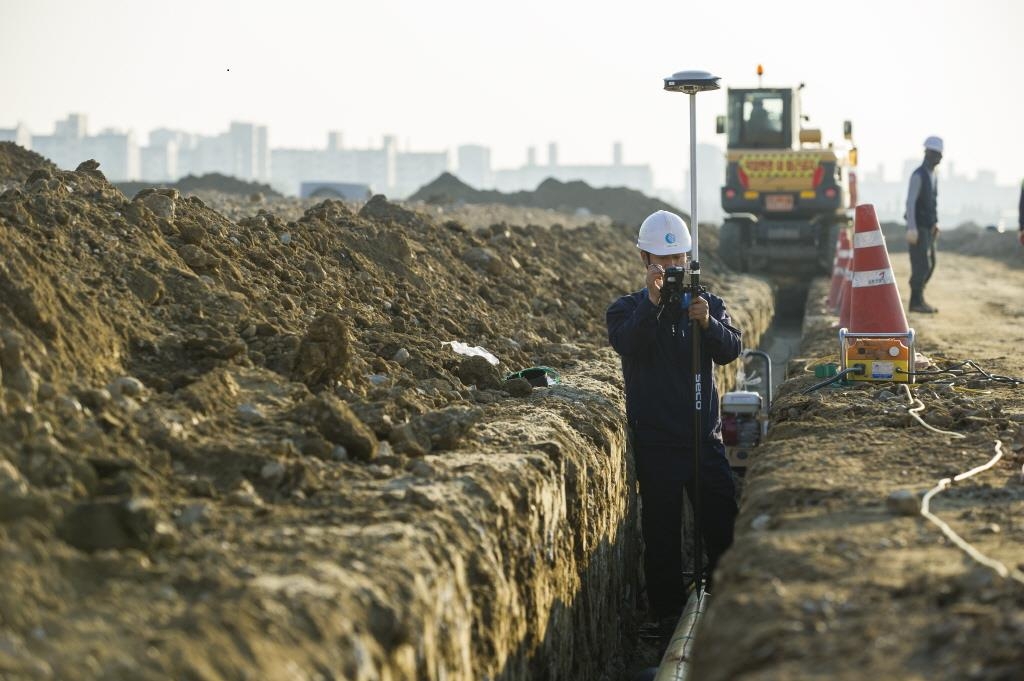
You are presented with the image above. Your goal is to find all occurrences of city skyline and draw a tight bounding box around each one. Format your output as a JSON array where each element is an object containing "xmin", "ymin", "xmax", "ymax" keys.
[
  {"xmin": 3, "ymin": 110, "xmax": 1018, "ymax": 229},
  {"xmin": 6, "ymin": 110, "xmax": 1017, "ymax": 186},
  {"xmin": 2, "ymin": 0, "xmax": 1022, "ymax": 194}
]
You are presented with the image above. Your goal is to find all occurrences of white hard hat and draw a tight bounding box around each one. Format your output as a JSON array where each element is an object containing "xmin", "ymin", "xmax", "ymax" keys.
[
  {"xmin": 636, "ymin": 210, "xmax": 691, "ymax": 255},
  {"xmin": 924, "ymin": 135, "xmax": 944, "ymax": 153}
]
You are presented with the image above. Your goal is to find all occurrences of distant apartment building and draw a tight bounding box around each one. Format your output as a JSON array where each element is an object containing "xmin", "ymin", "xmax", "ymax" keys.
[
  {"xmin": 0, "ymin": 123, "xmax": 31, "ymax": 148},
  {"xmin": 395, "ymin": 149, "xmax": 450, "ymax": 197},
  {"xmin": 27, "ymin": 114, "xmax": 139, "ymax": 181},
  {"xmin": 492, "ymin": 142, "xmax": 655, "ymax": 195},
  {"xmin": 456, "ymin": 144, "xmax": 491, "ymax": 189},
  {"xmin": 85, "ymin": 129, "xmax": 139, "ymax": 181},
  {"xmin": 680, "ymin": 143, "xmax": 727, "ymax": 224},
  {"xmin": 138, "ymin": 122, "xmax": 268, "ymax": 183},
  {"xmin": 227, "ymin": 122, "xmax": 270, "ymax": 182},
  {"xmin": 271, "ymin": 134, "xmax": 448, "ymax": 198},
  {"xmin": 140, "ymin": 138, "xmax": 179, "ymax": 182},
  {"xmin": 271, "ymin": 134, "xmax": 396, "ymax": 197}
]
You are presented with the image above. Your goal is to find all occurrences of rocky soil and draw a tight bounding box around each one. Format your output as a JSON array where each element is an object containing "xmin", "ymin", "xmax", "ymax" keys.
[{"xmin": 0, "ymin": 141, "xmax": 773, "ymax": 680}]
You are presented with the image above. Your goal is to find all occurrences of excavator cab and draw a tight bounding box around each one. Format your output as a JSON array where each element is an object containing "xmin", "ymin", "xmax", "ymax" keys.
[
  {"xmin": 716, "ymin": 74, "xmax": 852, "ymax": 275},
  {"xmin": 717, "ymin": 89, "xmax": 798, "ymax": 150},
  {"xmin": 727, "ymin": 89, "xmax": 796, "ymax": 150}
]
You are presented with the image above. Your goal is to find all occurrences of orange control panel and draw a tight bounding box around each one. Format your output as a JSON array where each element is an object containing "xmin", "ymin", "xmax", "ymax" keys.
[{"xmin": 845, "ymin": 339, "xmax": 911, "ymax": 382}]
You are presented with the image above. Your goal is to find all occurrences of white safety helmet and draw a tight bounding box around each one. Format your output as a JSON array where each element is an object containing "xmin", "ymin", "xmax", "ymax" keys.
[
  {"xmin": 923, "ymin": 135, "xmax": 944, "ymax": 153},
  {"xmin": 636, "ymin": 210, "xmax": 692, "ymax": 255}
]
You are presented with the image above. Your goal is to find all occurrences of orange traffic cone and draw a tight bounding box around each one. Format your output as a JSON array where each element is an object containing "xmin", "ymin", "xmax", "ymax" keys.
[
  {"xmin": 848, "ymin": 204, "xmax": 909, "ymax": 333},
  {"xmin": 838, "ymin": 256, "xmax": 853, "ymax": 328},
  {"xmin": 827, "ymin": 229, "xmax": 851, "ymax": 311}
]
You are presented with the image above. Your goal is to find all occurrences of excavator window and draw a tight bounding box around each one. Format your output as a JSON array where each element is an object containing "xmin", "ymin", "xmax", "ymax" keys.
[{"xmin": 728, "ymin": 90, "xmax": 791, "ymax": 149}]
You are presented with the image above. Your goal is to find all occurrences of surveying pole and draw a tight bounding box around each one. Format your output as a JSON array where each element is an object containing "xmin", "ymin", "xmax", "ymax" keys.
[{"xmin": 663, "ymin": 70, "xmax": 720, "ymax": 599}]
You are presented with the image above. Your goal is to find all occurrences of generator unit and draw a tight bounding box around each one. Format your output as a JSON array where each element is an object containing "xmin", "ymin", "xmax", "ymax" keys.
[{"xmin": 722, "ymin": 350, "xmax": 772, "ymax": 474}]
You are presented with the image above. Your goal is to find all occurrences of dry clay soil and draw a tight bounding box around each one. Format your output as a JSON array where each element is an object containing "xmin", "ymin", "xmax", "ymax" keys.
[
  {"xmin": 2, "ymin": 139, "xmax": 1024, "ymax": 680},
  {"xmin": 0, "ymin": 142, "xmax": 775, "ymax": 681}
]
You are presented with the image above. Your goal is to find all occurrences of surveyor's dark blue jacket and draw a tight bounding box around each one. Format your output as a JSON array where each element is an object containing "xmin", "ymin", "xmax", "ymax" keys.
[{"xmin": 606, "ymin": 289, "xmax": 742, "ymax": 448}]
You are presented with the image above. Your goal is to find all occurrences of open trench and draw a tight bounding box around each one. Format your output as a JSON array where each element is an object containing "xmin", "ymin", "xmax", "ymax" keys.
[
  {"xmin": 0, "ymin": 153, "xmax": 791, "ymax": 680},
  {"xmin": 758, "ymin": 279, "xmax": 809, "ymax": 394},
  {"xmin": 311, "ymin": 273, "xmax": 779, "ymax": 681},
  {"xmin": 618, "ymin": 277, "xmax": 809, "ymax": 679},
  {"xmin": 319, "ymin": 238, "xmax": 1024, "ymax": 680}
]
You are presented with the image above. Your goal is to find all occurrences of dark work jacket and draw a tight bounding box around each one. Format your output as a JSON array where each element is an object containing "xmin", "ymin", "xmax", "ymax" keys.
[
  {"xmin": 606, "ymin": 289, "xmax": 742, "ymax": 448},
  {"xmin": 1018, "ymin": 180, "xmax": 1023, "ymax": 230},
  {"xmin": 912, "ymin": 164, "xmax": 938, "ymax": 230}
]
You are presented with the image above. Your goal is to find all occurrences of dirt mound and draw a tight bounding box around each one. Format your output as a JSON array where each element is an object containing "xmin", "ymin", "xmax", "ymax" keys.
[
  {"xmin": 0, "ymin": 161, "xmax": 645, "ymax": 456},
  {"xmin": 115, "ymin": 172, "xmax": 282, "ymax": 200},
  {"xmin": 0, "ymin": 142, "xmax": 55, "ymax": 185},
  {"xmin": 409, "ymin": 171, "xmax": 684, "ymax": 227},
  {"xmin": 0, "ymin": 140, "xmax": 775, "ymax": 679}
]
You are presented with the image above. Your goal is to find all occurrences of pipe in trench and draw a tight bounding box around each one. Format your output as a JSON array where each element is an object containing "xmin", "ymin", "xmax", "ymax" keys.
[{"xmin": 653, "ymin": 586, "xmax": 709, "ymax": 681}]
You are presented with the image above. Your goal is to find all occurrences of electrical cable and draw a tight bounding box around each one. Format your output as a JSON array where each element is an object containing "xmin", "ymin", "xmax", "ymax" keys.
[
  {"xmin": 920, "ymin": 440, "xmax": 1024, "ymax": 586},
  {"xmin": 899, "ymin": 360, "xmax": 1023, "ymax": 387}
]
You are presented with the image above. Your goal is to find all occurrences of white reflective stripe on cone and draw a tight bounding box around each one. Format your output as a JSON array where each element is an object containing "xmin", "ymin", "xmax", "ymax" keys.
[
  {"xmin": 853, "ymin": 230, "xmax": 884, "ymax": 249},
  {"xmin": 851, "ymin": 268, "xmax": 896, "ymax": 287}
]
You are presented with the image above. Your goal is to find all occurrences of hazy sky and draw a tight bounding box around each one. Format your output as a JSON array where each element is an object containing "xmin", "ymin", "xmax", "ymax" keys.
[{"xmin": 2, "ymin": 0, "xmax": 1022, "ymax": 189}]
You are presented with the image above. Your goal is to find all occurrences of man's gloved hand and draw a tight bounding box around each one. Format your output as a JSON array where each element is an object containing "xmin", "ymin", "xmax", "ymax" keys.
[
  {"xmin": 906, "ymin": 229, "xmax": 919, "ymax": 246},
  {"xmin": 646, "ymin": 264, "xmax": 664, "ymax": 305},
  {"xmin": 1019, "ymin": 231, "xmax": 1024, "ymax": 246}
]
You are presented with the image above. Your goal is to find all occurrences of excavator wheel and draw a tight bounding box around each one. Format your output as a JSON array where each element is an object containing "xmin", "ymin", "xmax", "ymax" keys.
[
  {"xmin": 719, "ymin": 220, "xmax": 750, "ymax": 272},
  {"xmin": 817, "ymin": 221, "xmax": 844, "ymax": 275}
]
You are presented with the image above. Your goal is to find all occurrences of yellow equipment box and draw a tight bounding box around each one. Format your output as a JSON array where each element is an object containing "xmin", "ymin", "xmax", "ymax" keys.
[{"xmin": 838, "ymin": 329, "xmax": 915, "ymax": 383}]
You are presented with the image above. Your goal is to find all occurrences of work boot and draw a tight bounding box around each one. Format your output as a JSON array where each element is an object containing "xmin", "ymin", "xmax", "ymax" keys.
[{"xmin": 909, "ymin": 301, "xmax": 938, "ymax": 314}]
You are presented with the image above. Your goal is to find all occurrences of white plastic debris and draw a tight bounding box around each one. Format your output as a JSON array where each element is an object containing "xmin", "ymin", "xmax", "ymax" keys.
[{"xmin": 444, "ymin": 341, "xmax": 499, "ymax": 366}]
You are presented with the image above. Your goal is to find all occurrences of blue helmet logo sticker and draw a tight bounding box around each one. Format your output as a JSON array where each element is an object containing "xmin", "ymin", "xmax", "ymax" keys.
[{"xmin": 665, "ymin": 232, "xmax": 676, "ymax": 245}]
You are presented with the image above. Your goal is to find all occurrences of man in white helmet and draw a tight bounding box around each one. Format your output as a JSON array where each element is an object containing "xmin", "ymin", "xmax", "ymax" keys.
[
  {"xmin": 606, "ymin": 210, "xmax": 742, "ymax": 633},
  {"xmin": 905, "ymin": 136, "xmax": 944, "ymax": 313}
]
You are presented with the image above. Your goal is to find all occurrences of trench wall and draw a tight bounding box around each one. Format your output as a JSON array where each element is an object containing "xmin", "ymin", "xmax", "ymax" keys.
[{"xmin": 326, "ymin": 275, "xmax": 776, "ymax": 679}]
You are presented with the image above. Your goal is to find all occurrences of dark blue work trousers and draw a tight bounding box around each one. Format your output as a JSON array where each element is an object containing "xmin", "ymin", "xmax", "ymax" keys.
[
  {"xmin": 908, "ymin": 226, "xmax": 936, "ymax": 301},
  {"xmin": 635, "ymin": 441, "xmax": 738, "ymax": 619}
]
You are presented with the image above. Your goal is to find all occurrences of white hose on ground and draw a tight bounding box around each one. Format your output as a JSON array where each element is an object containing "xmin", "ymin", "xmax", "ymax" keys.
[
  {"xmin": 920, "ymin": 439, "xmax": 1024, "ymax": 586},
  {"xmin": 900, "ymin": 384, "xmax": 966, "ymax": 439}
]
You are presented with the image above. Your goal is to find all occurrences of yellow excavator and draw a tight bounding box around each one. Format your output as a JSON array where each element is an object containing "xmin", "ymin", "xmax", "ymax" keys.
[{"xmin": 716, "ymin": 66, "xmax": 857, "ymax": 274}]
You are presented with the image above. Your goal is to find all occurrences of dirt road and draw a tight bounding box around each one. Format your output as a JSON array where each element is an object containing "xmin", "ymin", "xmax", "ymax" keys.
[{"xmin": 693, "ymin": 231, "xmax": 1024, "ymax": 680}]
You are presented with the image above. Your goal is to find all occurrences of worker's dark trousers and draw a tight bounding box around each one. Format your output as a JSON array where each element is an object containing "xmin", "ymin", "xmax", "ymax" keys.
[
  {"xmin": 635, "ymin": 441, "xmax": 738, "ymax": 619},
  {"xmin": 908, "ymin": 227, "xmax": 935, "ymax": 304}
]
